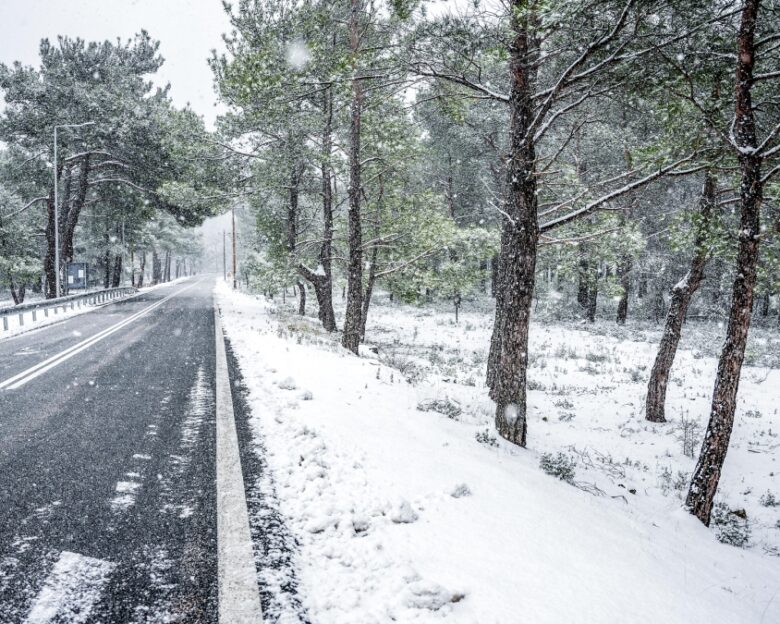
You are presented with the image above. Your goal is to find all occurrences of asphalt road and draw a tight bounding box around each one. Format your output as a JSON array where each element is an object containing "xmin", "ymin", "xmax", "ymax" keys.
[{"xmin": 0, "ymin": 277, "xmax": 227, "ymax": 623}]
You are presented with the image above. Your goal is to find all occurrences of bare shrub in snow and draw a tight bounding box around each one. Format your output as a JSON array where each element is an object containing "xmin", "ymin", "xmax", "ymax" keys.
[
  {"xmin": 759, "ymin": 491, "xmax": 779, "ymax": 507},
  {"xmin": 381, "ymin": 350, "xmax": 427, "ymax": 384},
  {"xmin": 540, "ymin": 452, "xmax": 576, "ymax": 483},
  {"xmin": 450, "ymin": 483, "xmax": 472, "ymax": 498},
  {"xmin": 675, "ymin": 415, "xmax": 702, "ymax": 458},
  {"xmin": 658, "ymin": 466, "xmax": 690, "ymax": 496},
  {"xmin": 475, "ymin": 429, "xmax": 498, "ymax": 447},
  {"xmin": 417, "ymin": 397, "xmax": 462, "ymax": 420}
]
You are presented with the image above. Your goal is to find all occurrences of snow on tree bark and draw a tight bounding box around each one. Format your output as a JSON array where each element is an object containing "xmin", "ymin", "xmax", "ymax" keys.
[
  {"xmin": 687, "ymin": 0, "xmax": 763, "ymax": 526},
  {"xmin": 646, "ymin": 172, "xmax": 715, "ymax": 424}
]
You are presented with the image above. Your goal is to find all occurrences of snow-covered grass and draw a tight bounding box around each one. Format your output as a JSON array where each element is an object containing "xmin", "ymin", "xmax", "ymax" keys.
[{"xmin": 216, "ymin": 282, "xmax": 780, "ymax": 623}]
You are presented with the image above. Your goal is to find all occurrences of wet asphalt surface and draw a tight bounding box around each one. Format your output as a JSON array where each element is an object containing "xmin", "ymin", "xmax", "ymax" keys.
[{"xmin": 0, "ymin": 278, "xmax": 222, "ymax": 623}]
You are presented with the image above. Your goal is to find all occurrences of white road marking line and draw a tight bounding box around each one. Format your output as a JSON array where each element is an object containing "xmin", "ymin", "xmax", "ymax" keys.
[
  {"xmin": 24, "ymin": 551, "xmax": 116, "ymax": 624},
  {"xmin": 214, "ymin": 306, "xmax": 264, "ymax": 623},
  {"xmin": 0, "ymin": 280, "xmax": 202, "ymax": 390},
  {"xmin": 110, "ymin": 480, "xmax": 143, "ymax": 512}
]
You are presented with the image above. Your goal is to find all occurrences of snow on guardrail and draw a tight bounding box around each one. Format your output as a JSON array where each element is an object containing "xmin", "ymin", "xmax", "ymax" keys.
[{"xmin": 0, "ymin": 287, "xmax": 137, "ymax": 335}]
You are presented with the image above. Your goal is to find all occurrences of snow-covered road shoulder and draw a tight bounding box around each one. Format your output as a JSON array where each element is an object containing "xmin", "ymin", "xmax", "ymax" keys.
[{"xmin": 215, "ymin": 281, "xmax": 780, "ymax": 624}]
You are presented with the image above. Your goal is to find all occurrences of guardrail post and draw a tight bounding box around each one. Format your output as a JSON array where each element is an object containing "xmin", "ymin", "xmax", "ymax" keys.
[
  {"xmin": 18, "ymin": 312, "xmax": 23, "ymax": 326},
  {"xmin": 3, "ymin": 317, "xmax": 7, "ymax": 331},
  {"xmin": 32, "ymin": 310, "xmax": 37, "ymax": 322}
]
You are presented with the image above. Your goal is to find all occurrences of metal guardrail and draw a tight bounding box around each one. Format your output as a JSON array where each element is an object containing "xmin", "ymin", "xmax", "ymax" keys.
[{"xmin": 1, "ymin": 286, "xmax": 138, "ymax": 332}]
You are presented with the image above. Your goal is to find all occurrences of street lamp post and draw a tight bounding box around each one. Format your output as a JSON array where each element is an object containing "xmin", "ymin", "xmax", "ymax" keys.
[{"xmin": 53, "ymin": 121, "xmax": 95, "ymax": 298}]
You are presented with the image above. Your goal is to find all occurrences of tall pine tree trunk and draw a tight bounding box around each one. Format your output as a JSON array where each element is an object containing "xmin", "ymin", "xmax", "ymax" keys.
[
  {"xmin": 577, "ymin": 254, "xmax": 589, "ymax": 311},
  {"xmin": 152, "ymin": 249, "xmax": 161, "ymax": 285},
  {"xmin": 687, "ymin": 0, "xmax": 763, "ymax": 526},
  {"xmin": 111, "ymin": 254, "xmax": 123, "ymax": 288},
  {"xmin": 616, "ymin": 257, "xmax": 631, "ymax": 324},
  {"xmin": 646, "ymin": 173, "xmax": 715, "ymax": 423},
  {"xmin": 760, "ymin": 292, "xmax": 770, "ymax": 317},
  {"xmin": 486, "ymin": 0, "xmax": 539, "ymax": 447},
  {"xmin": 298, "ymin": 83, "xmax": 337, "ymax": 331},
  {"xmin": 586, "ymin": 262, "xmax": 598, "ymax": 323},
  {"xmin": 138, "ymin": 251, "xmax": 146, "ymax": 288},
  {"xmin": 297, "ymin": 281, "xmax": 306, "ymax": 316},
  {"xmin": 342, "ymin": 0, "xmax": 364, "ymax": 354}
]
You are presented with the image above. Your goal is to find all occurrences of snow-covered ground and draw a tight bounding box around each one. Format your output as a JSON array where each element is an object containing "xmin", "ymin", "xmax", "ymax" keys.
[{"xmin": 216, "ymin": 281, "xmax": 780, "ymax": 624}]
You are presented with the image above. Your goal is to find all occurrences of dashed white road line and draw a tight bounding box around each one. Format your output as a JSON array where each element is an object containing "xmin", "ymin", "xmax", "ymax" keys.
[
  {"xmin": 214, "ymin": 305, "xmax": 264, "ymax": 623},
  {"xmin": 0, "ymin": 279, "xmax": 203, "ymax": 390},
  {"xmin": 24, "ymin": 551, "xmax": 116, "ymax": 624}
]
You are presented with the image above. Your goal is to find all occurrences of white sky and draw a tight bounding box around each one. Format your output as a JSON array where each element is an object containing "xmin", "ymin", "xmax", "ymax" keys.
[{"xmin": 0, "ymin": 0, "xmax": 232, "ymax": 129}]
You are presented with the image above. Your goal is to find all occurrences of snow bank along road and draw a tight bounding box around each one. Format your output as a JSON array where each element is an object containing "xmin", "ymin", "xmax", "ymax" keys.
[{"xmin": 0, "ymin": 277, "xmax": 263, "ymax": 623}]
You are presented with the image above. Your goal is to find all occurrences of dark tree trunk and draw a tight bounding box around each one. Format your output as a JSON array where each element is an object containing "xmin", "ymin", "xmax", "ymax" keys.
[
  {"xmin": 130, "ymin": 248, "xmax": 135, "ymax": 287},
  {"xmin": 445, "ymin": 153, "xmax": 455, "ymax": 218},
  {"xmin": 297, "ymin": 84, "xmax": 337, "ymax": 332},
  {"xmin": 486, "ymin": 1, "xmax": 539, "ymax": 447},
  {"xmin": 586, "ymin": 262, "xmax": 598, "ymax": 323},
  {"xmin": 10, "ymin": 278, "xmax": 25, "ymax": 305},
  {"xmin": 317, "ymin": 84, "xmax": 337, "ymax": 332},
  {"xmin": 616, "ymin": 257, "xmax": 631, "ymax": 324},
  {"xmin": 111, "ymin": 254, "xmax": 123, "ymax": 288},
  {"xmin": 760, "ymin": 292, "xmax": 770, "ymax": 317},
  {"xmin": 138, "ymin": 251, "xmax": 146, "ymax": 288},
  {"xmin": 342, "ymin": 0, "xmax": 364, "ymax": 355},
  {"xmin": 297, "ymin": 281, "xmax": 306, "ymax": 316},
  {"xmin": 654, "ymin": 289, "xmax": 666, "ymax": 324},
  {"xmin": 103, "ymin": 227, "xmax": 111, "ymax": 289},
  {"xmin": 687, "ymin": 0, "xmax": 762, "ymax": 527},
  {"xmin": 152, "ymin": 250, "xmax": 161, "ymax": 285},
  {"xmin": 646, "ymin": 173, "xmax": 715, "ymax": 423},
  {"xmin": 577, "ymin": 255, "xmax": 589, "ymax": 310},
  {"xmin": 62, "ymin": 156, "xmax": 90, "ymax": 270},
  {"xmin": 638, "ymin": 273, "xmax": 648, "ymax": 299},
  {"xmin": 287, "ymin": 160, "xmax": 300, "ymax": 253}
]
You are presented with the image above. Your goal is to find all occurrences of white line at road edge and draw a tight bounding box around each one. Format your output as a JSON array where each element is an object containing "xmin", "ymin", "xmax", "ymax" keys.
[
  {"xmin": 0, "ymin": 279, "xmax": 203, "ymax": 390},
  {"xmin": 214, "ymin": 305, "xmax": 264, "ymax": 624}
]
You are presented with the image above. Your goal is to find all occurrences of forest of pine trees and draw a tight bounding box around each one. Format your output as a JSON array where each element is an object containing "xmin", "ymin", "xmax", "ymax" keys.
[{"xmin": 209, "ymin": 0, "xmax": 780, "ymax": 528}]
